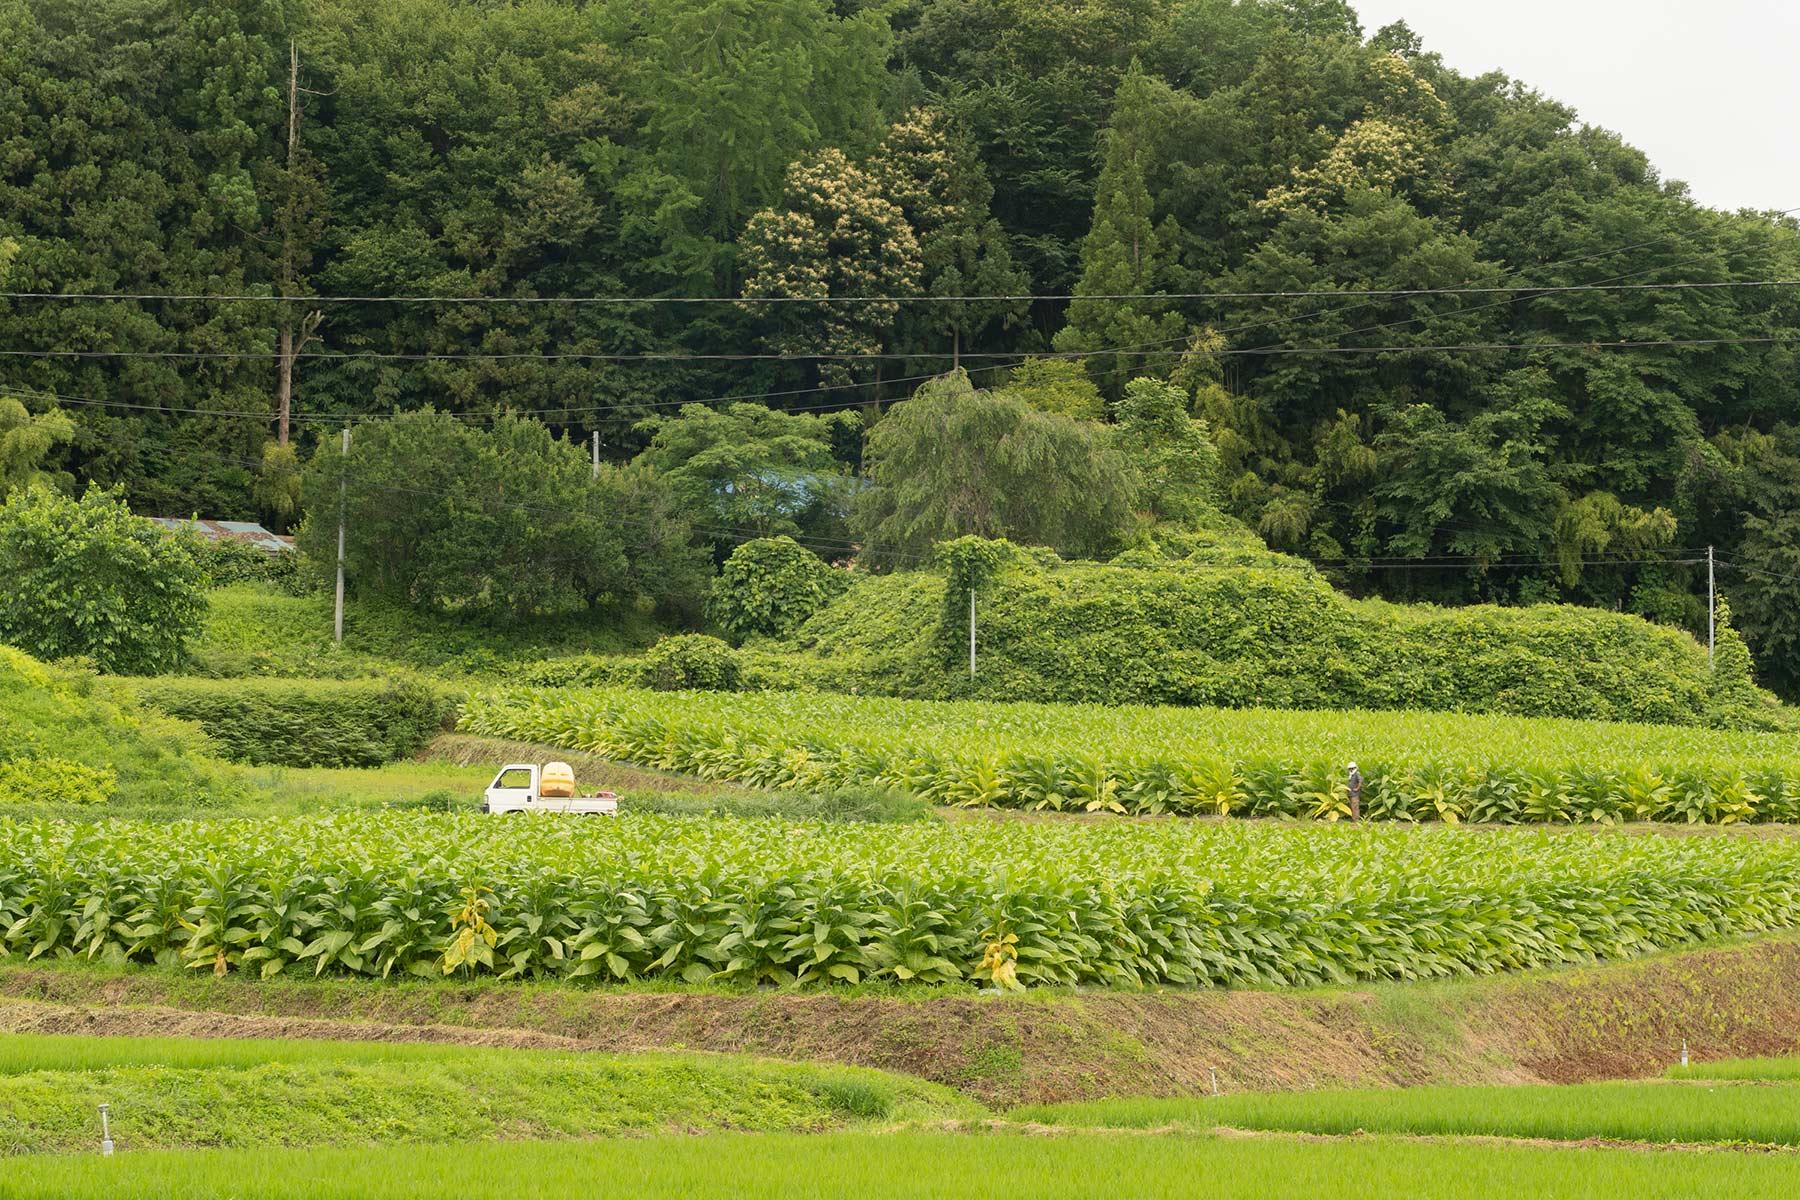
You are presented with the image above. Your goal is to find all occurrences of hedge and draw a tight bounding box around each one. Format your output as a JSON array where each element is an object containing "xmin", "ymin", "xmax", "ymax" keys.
[{"xmin": 132, "ymin": 676, "xmax": 455, "ymax": 767}]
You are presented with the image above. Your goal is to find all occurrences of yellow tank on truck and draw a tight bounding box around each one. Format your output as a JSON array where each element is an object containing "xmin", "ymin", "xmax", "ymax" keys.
[{"xmin": 540, "ymin": 761, "xmax": 576, "ymax": 798}]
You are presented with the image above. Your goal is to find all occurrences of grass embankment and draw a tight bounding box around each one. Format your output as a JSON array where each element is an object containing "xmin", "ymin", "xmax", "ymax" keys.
[
  {"xmin": 1014, "ymin": 1079, "xmax": 1800, "ymax": 1146},
  {"xmin": 8, "ymin": 932, "xmax": 1796, "ymax": 1106},
  {"xmin": 0, "ymin": 1033, "xmax": 972, "ymax": 1157},
  {"xmin": 9, "ymin": 1132, "xmax": 1800, "ymax": 1200},
  {"xmin": 0, "ymin": 647, "xmax": 239, "ymax": 810}
]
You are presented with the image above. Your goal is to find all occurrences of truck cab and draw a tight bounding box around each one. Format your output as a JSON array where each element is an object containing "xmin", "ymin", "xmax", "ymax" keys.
[{"xmin": 482, "ymin": 763, "xmax": 619, "ymax": 816}]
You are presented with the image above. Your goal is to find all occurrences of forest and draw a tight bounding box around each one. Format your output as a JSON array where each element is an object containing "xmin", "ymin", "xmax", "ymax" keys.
[{"xmin": 1, "ymin": 0, "xmax": 1797, "ymax": 695}]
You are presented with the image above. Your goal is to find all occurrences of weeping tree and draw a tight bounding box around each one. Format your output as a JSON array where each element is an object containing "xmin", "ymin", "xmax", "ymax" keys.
[{"xmin": 852, "ymin": 371, "xmax": 1137, "ymax": 568}]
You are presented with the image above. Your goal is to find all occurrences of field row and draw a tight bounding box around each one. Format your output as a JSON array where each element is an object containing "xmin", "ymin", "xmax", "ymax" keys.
[
  {"xmin": 5, "ymin": 814, "xmax": 1799, "ymax": 988},
  {"xmin": 461, "ymin": 687, "xmax": 1800, "ymax": 823},
  {"xmin": 1017, "ymin": 1079, "xmax": 1800, "ymax": 1146},
  {"xmin": 16, "ymin": 1130, "xmax": 1800, "ymax": 1200}
]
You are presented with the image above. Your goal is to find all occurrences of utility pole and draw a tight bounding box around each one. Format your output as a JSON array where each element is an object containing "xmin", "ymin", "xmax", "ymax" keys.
[
  {"xmin": 591, "ymin": 430, "xmax": 600, "ymax": 480},
  {"xmin": 968, "ymin": 586, "xmax": 976, "ymax": 677},
  {"xmin": 1707, "ymin": 545, "xmax": 1716, "ymax": 666},
  {"xmin": 274, "ymin": 40, "xmax": 322, "ymax": 446},
  {"xmin": 334, "ymin": 426, "xmax": 349, "ymax": 643}
]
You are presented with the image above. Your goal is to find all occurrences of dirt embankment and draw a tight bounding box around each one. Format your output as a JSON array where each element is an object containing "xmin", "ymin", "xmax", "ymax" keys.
[{"xmin": 5, "ymin": 936, "xmax": 1799, "ymax": 1106}]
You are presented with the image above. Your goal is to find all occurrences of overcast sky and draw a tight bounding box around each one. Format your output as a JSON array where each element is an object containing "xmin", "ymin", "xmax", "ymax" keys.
[{"xmin": 1349, "ymin": 1, "xmax": 1800, "ymax": 213}]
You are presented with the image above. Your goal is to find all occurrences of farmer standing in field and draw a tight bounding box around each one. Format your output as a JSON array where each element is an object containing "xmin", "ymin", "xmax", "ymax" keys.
[{"xmin": 1347, "ymin": 761, "xmax": 1364, "ymax": 821}]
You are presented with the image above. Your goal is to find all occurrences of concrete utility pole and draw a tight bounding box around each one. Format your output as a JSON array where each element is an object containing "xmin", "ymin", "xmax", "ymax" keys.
[
  {"xmin": 1708, "ymin": 545, "xmax": 1716, "ymax": 666},
  {"xmin": 334, "ymin": 426, "xmax": 349, "ymax": 643},
  {"xmin": 591, "ymin": 430, "xmax": 600, "ymax": 480},
  {"xmin": 968, "ymin": 587, "xmax": 977, "ymax": 677}
]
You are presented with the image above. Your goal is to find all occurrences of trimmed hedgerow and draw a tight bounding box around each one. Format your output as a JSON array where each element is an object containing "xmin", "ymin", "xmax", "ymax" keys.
[{"xmin": 132, "ymin": 676, "xmax": 454, "ymax": 768}]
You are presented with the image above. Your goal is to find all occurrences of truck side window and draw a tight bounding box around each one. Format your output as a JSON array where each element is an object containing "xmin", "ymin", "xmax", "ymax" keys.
[{"xmin": 497, "ymin": 768, "xmax": 532, "ymax": 789}]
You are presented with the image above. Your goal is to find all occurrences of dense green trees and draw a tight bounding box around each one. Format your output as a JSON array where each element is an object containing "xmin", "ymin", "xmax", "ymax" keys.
[
  {"xmin": 295, "ymin": 413, "xmax": 707, "ymax": 620},
  {"xmin": 3, "ymin": 0, "xmax": 1799, "ymax": 691},
  {"xmin": 631, "ymin": 403, "xmax": 861, "ymax": 553}
]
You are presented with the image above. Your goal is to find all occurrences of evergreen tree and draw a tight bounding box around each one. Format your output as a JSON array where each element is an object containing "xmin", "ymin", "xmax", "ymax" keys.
[
  {"xmin": 871, "ymin": 109, "xmax": 1028, "ymax": 369},
  {"xmin": 1053, "ymin": 63, "xmax": 1188, "ymax": 397}
]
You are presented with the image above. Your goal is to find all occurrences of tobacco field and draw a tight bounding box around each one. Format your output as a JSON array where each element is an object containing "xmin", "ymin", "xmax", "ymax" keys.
[
  {"xmin": 5, "ymin": 813, "xmax": 1799, "ymax": 988},
  {"xmin": 461, "ymin": 687, "xmax": 1800, "ymax": 823}
]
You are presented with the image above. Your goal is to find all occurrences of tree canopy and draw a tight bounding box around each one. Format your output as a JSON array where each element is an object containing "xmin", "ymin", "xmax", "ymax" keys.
[
  {"xmin": 4, "ymin": 0, "xmax": 1800, "ymax": 692},
  {"xmin": 296, "ymin": 412, "xmax": 708, "ymax": 620},
  {"xmin": 852, "ymin": 371, "xmax": 1137, "ymax": 567}
]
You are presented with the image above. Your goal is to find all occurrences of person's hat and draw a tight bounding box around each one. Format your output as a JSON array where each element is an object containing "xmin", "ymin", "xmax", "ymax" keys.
[{"xmin": 1347, "ymin": 761, "xmax": 1358, "ymax": 770}]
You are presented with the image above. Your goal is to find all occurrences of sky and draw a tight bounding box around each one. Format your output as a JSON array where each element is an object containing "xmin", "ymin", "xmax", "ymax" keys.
[{"xmin": 1349, "ymin": 0, "xmax": 1800, "ymax": 213}]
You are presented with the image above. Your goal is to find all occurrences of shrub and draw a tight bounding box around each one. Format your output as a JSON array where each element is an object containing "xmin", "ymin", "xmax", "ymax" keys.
[
  {"xmin": 195, "ymin": 538, "xmax": 303, "ymax": 592},
  {"xmin": 708, "ymin": 537, "xmax": 848, "ymax": 644},
  {"xmin": 637, "ymin": 634, "xmax": 742, "ymax": 693},
  {"xmin": 133, "ymin": 676, "xmax": 455, "ymax": 768},
  {"xmin": 518, "ymin": 655, "xmax": 640, "ymax": 689},
  {"xmin": 0, "ymin": 756, "xmax": 116, "ymax": 806},
  {"xmin": 0, "ymin": 485, "xmax": 206, "ymax": 674}
]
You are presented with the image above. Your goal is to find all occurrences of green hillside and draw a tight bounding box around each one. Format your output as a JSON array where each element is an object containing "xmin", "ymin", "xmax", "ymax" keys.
[{"xmin": 0, "ymin": 647, "xmax": 235, "ymax": 808}]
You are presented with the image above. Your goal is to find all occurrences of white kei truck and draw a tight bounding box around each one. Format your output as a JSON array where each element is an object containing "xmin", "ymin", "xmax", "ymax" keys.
[{"xmin": 482, "ymin": 762, "xmax": 618, "ymax": 816}]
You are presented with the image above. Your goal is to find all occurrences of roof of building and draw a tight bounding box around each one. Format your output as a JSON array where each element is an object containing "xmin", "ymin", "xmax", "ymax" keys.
[{"xmin": 149, "ymin": 518, "xmax": 294, "ymax": 553}]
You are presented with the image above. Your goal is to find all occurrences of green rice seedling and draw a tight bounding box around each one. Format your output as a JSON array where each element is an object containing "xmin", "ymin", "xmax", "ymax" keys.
[
  {"xmin": 10, "ymin": 1131, "xmax": 1800, "ymax": 1200},
  {"xmin": 1015, "ymin": 1079, "xmax": 1800, "ymax": 1147}
]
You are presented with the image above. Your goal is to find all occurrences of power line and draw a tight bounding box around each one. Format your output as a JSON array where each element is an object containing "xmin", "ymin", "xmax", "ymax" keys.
[
  {"xmin": 1719, "ymin": 560, "xmax": 1800, "ymax": 586},
  {"xmin": 8, "ymin": 279, "xmax": 1800, "ymax": 305},
  {"xmin": 5, "ymin": 333, "xmax": 1798, "ymax": 364}
]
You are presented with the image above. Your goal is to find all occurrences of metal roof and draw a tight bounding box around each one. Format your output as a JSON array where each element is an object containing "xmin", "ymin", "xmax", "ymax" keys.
[{"xmin": 150, "ymin": 517, "xmax": 294, "ymax": 553}]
